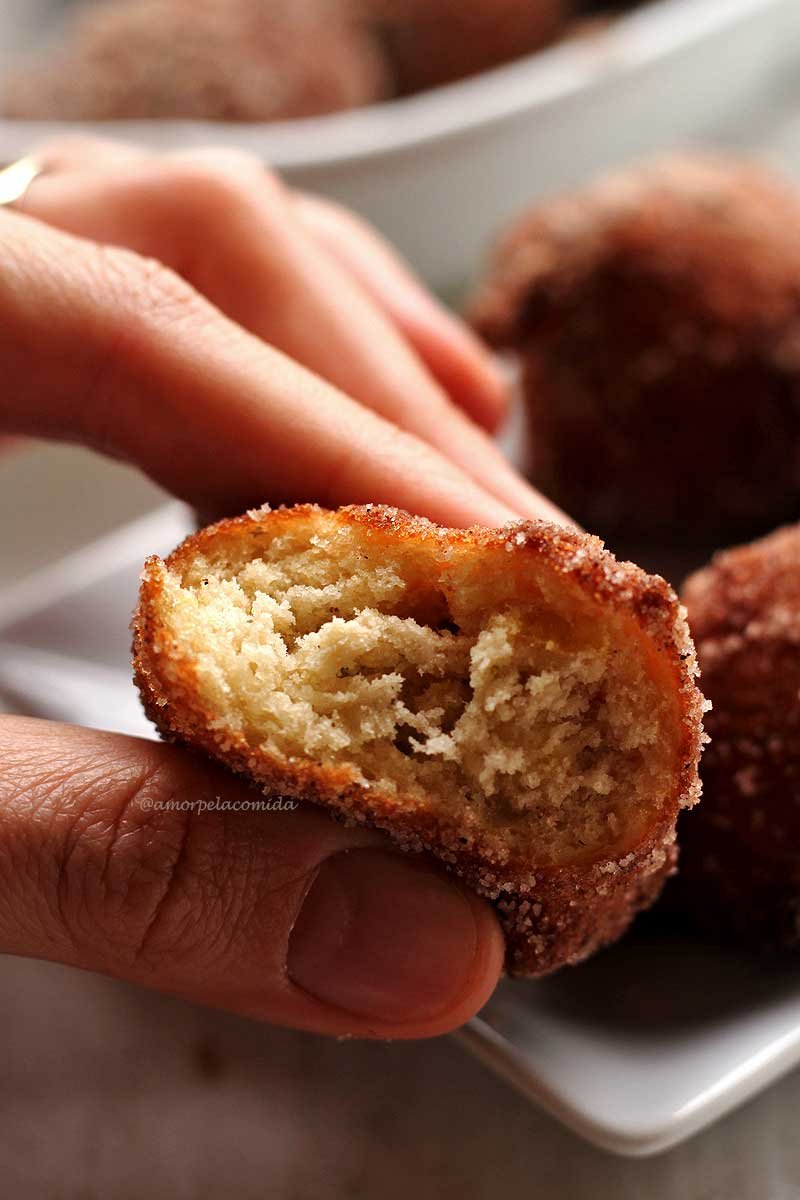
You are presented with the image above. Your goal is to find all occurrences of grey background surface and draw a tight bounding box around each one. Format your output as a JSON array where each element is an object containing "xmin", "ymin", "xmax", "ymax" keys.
[{"xmin": 2, "ymin": 946, "xmax": 800, "ymax": 1200}]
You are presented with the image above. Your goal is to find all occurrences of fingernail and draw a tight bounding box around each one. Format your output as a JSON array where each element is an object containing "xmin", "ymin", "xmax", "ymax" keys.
[{"xmin": 287, "ymin": 849, "xmax": 480, "ymax": 1023}]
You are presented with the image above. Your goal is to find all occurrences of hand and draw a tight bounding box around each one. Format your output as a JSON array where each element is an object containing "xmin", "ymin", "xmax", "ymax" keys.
[
  {"xmin": 0, "ymin": 142, "xmax": 559, "ymax": 1039},
  {"xmin": 13, "ymin": 135, "xmax": 568, "ymax": 523}
]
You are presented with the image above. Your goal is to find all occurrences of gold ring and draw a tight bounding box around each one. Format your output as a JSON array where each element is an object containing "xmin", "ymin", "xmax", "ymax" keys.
[{"xmin": 0, "ymin": 157, "xmax": 46, "ymax": 209}]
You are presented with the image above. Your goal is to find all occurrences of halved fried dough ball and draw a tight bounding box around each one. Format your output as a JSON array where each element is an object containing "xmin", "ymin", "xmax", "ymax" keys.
[
  {"xmin": 365, "ymin": 0, "xmax": 567, "ymax": 94},
  {"xmin": 5, "ymin": 0, "xmax": 389, "ymax": 122},
  {"xmin": 468, "ymin": 156, "xmax": 800, "ymax": 544},
  {"xmin": 676, "ymin": 524, "xmax": 800, "ymax": 945},
  {"xmin": 133, "ymin": 505, "xmax": 705, "ymax": 976}
]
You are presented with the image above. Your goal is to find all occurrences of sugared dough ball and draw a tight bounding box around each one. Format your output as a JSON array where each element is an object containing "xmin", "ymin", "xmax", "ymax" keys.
[
  {"xmin": 5, "ymin": 0, "xmax": 389, "ymax": 122},
  {"xmin": 678, "ymin": 525, "xmax": 800, "ymax": 945},
  {"xmin": 366, "ymin": 0, "xmax": 567, "ymax": 93},
  {"xmin": 469, "ymin": 156, "xmax": 800, "ymax": 543},
  {"xmin": 133, "ymin": 504, "xmax": 706, "ymax": 976}
]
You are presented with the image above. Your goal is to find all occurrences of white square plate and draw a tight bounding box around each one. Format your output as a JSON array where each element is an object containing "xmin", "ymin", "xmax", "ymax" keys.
[{"xmin": 2, "ymin": 502, "xmax": 800, "ymax": 1158}]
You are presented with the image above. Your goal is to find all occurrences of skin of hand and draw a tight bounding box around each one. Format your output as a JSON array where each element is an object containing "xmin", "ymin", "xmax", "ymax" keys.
[
  {"xmin": 0, "ymin": 142, "xmax": 564, "ymax": 1038},
  {"xmin": 17, "ymin": 136, "xmax": 569, "ymax": 526}
]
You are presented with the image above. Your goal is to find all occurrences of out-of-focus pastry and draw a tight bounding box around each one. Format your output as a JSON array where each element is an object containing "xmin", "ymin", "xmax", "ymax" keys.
[
  {"xmin": 469, "ymin": 156, "xmax": 800, "ymax": 544},
  {"xmin": 366, "ymin": 0, "xmax": 568, "ymax": 94},
  {"xmin": 5, "ymin": 0, "xmax": 389, "ymax": 122}
]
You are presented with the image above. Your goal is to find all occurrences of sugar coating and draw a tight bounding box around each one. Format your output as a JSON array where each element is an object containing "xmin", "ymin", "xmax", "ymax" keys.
[
  {"xmin": 134, "ymin": 504, "xmax": 707, "ymax": 974},
  {"xmin": 5, "ymin": 0, "xmax": 388, "ymax": 121},
  {"xmin": 468, "ymin": 154, "xmax": 800, "ymax": 543},
  {"xmin": 157, "ymin": 516, "xmax": 686, "ymax": 867},
  {"xmin": 677, "ymin": 523, "xmax": 800, "ymax": 946}
]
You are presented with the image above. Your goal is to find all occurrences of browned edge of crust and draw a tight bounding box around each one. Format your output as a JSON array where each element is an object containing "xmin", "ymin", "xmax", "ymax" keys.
[
  {"xmin": 132, "ymin": 504, "xmax": 705, "ymax": 976},
  {"xmin": 674, "ymin": 524, "xmax": 800, "ymax": 946}
]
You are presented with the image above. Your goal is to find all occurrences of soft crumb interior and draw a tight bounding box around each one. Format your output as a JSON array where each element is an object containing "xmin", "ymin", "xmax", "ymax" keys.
[{"xmin": 161, "ymin": 521, "xmax": 676, "ymax": 866}]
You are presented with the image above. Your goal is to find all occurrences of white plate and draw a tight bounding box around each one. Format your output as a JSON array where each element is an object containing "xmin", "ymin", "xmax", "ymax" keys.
[
  {"xmin": 462, "ymin": 931, "xmax": 800, "ymax": 1157},
  {"xmin": 2, "ymin": 502, "xmax": 800, "ymax": 1157},
  {"xmin": 2, "ymin": 0, "xmax": 799, "ymax": 290}
]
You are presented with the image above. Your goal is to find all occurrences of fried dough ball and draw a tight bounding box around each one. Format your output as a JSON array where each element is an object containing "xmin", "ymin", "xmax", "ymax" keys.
[
  {"xmin": 469, "ymin": 156, "xmax": 800, "ymax": 544},
  {"xmin": 5, "ymin": 0, "xmax": 389, "ymax": 122},
  {"xmin": 133, "ymin": 504, "xmax": 705, "ymax": 976},
  {"xmin": 365, "ymin": 0, "xmax": 567, "ymax": 94},
  {"xmin": 676, "ymin": 525, "xmax": 800, "ymax": 946}
]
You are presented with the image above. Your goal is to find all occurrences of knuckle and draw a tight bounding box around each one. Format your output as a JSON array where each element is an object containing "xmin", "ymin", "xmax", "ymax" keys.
[
  {"xmin": 54, "ymin": 757, "xmax": 304, "ymax": 976},
  {"xmin": 51, "ymin": 758, "xmax": 200, "ymax": 965},
  {"xmin": 33, "ymin": 133, "xmax": 108, "ymax": 169},
  {"xmin": 171, "ymin": 146, "xmax": 263, "ymax": 179},
  {"xmin": 0, "ymin": 740, "xmax": 202, "ymax": 966},
  {"xmin": 94, "ymin": 242, "xmax": 205, "ymax": 326},
  {"xmin": 162, "ymin": 156, "xmax": 257, "ymax": 219},
  {"xmin": 139, "ymin": 156, "xmax": 291, "ymax": 301},
  {"xmin": 155, "ymin": 154, "xmax": 288, "ymax": 237},
  {"xmin": 0, "ymin": 724, "xmax": 331, "ymax": 981},
  {"xmin": 121, "ymin": 782, "xmax": 227, "ymax": 970}
]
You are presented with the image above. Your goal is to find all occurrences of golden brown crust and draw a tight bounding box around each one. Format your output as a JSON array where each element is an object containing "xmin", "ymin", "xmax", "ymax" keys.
[
  {"xmin": 132, "ymin": 504, "xmax": 705, "ymax": 976},
  {"xmin": 467, "ymin": 156, "xmax": 800, "ymax": 542},
  {"xmin": 469, "ymin": 156, "xmax": 800, "ymax": 349},
  {"xmin": 672, "ymin": 525, "xmax": 800, "ymax": 946}
]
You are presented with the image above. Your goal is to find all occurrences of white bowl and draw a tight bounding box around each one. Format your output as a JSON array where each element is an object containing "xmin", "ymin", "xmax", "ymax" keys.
[{"xmin": 1, "ymin": 0, "xmax": 798, "ymax": 290}]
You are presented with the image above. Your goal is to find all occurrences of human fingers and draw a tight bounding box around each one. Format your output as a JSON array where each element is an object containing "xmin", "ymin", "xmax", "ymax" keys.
[
  {"xmin": 294, "ymin": 191, "xmax": 508, "ymax": 432},
  {"xmin": 21, "ymin": 141, "xmax": 565, "ymax": 524},
  {"xmin": 0, "ymin": 205, "xmax": 520, "ymax": 528},
  {"xmin": 24, "ymin": 138, "xmax": 509, "ymax": 432},
  {"xmin": 0, "ymin": 717, "xmax": 504, "ymax": 1038}
]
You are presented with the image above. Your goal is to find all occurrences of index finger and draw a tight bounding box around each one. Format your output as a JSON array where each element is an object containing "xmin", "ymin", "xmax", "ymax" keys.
[{"xmin": 0, "ymin": 207, "xmax": 526, "ymax": 529}]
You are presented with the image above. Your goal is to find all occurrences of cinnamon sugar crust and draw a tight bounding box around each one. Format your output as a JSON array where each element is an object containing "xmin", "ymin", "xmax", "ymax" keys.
[
  {"xmin": 468, "ymin": 156, "xmax": 800, "ymax": 542},
  {"xmin": 133, "ymin": 504, "xmax": 706, "ymax": 976},
  {"xmin": 675, "ymin": 524, "xmax": 800, "ymax": 946},
  {"xmin": 5, "ymin": 0, "xmax": 389, "ymax": 122}
]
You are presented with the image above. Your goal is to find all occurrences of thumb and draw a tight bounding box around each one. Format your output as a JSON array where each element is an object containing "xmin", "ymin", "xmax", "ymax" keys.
[{"xmin": 0, "ymin": 717, "xmax": 503, "ymax": 1038}]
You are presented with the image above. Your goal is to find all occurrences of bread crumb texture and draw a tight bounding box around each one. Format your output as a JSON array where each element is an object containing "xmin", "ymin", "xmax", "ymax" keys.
[{"xmin": 134, "ymin": 505, "xmax": 705, "ymax": 974}]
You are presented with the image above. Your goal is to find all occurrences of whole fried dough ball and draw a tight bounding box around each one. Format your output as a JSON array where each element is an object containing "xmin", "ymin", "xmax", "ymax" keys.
[
  {"xmin": 469, "ymin": 157, "xmax": 800, "ymax": 544},
  {"xmin": 677, "ymin": 524, "xmax": 800, "ymax": 946},
  {"xmin": 5, "ymin": 0, "xmax": 389, "ymax": 122}
]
